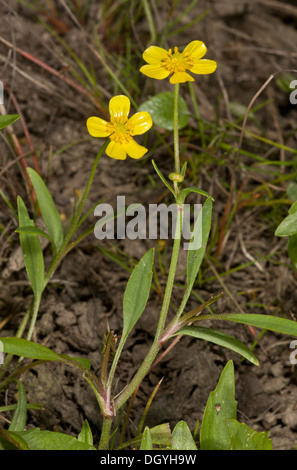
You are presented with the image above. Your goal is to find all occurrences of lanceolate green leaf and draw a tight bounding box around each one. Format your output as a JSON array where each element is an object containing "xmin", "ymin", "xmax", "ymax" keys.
[
  {"xmin": 171, "ymin": 421, "xmax": 197, "ymax": 450},
  {"xmin": 17, "ymin": 196, "xmax": 44, "ymax": 301},
  {"xmin": 140, "ymin": 427, "xmax": 153, "ymax": 450},
  {"xmin": 122, "ymin": 248, "xmax": 154, "ymax": 340},
  {"xmin": 0, "ymin": 430, "xmax": 30, "ymax": 450},
  {"xmin": 0, "ymin": 114, "xmax": 20, "ymax": 130},
  {"xmin": 200, "ymin": 360, "xmax": 237, "ymax": 450},
  {"xmin": 175, "ymin": 325, "xmax": 259, "ymax": 365},
  {"xmin": 16, "ymin": 225, "xmax": 53, "ymax": 243},
  {"xmin": 186, "ymin": 197, "xmax": 212, "ymax": 293},
  {"xmin": 77, "ymin": 420, "xmax": 93, "ymax": 447},
  {"xmin": 0, "ymin": 337, "xmax": 91, "ymax": 370},
  {"xmin": 196, "ymin": 313, "xmax": 297, "ymax": 337},
  {"xmin": 8, "ymin": 381, "xmax": 27, "ymax": 432},
  {"xmin": 177, "ymin": 187, "xmax": 214, "ymax": 204},
  {"xmin": 2, "ymin": 428, "xmax": 95, "ymax": 450},
  {"xmin": 151, "ymin": 160, "xmax": 176, "ymax": 197},
  {"xmin": 27, "ymin": 168, "xmax": 64, "ymax": 252}
]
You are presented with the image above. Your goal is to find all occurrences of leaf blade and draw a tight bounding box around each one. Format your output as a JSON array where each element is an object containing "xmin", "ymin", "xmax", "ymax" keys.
[
  {"xmin": 8, "ymin": 380, "xmax": 27, "ymax": 432},
  {"xmin": 175, "ymin": 325, "xmax": 259, "ymax": 365},
  {"xmin": 227, "ymin": 419, "xmax": 273, "ymax": 450},
  {"xmin": 138, "ymin": 91, "xmax": 189, "ymax": 130},
  {"xmin": 27, "ymin": 168, "xmax": 64, "ymax": 251},
  {"xmin": 186, "ymin": 197, "xmax": 212, "ymax": 291},
  {"xmin": 122, "ymin": 248, "xmax": 154, "ymax": 340},
  {"xmin": 197, "ymin": 313, "xmax": 297, "ymax": 337},
  {"xmin": 0, "ymin": 114, "xmax": 20, "ymax": 130},
  {"xmin": 17, "ymin": 196, "xmax": 45, "ymax": 300},
  {"xmin": 171, "ymin": 421, "xmax": 197, "ymax": 450},
  {"xmin": 0, "ymin": 337, "xmax": 91, "ymax": 370},
  {"xmin": 200, "ymin": 360, "xmax": 237, "ymax": 450}
]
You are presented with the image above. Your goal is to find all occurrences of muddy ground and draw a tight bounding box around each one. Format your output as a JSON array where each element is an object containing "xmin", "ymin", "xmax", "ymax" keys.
[{"xmin": 0, "ymin": 0, "xmax": 297, "ymax": 450}]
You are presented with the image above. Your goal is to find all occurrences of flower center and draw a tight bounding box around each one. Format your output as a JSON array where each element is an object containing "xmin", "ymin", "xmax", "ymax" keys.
[
  {"xmin": 161, "ymin": 46, "xmax": 194, "ymax": 74},
  {"xmin": 107, "ymin": 120, "xmax": 132, "ymax": 144}
]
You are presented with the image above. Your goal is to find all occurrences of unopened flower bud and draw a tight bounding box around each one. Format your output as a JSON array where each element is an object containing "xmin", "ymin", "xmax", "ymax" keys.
[{"xmin": 169, "ymin": 172, "xmax": 184, "ymax": 183}]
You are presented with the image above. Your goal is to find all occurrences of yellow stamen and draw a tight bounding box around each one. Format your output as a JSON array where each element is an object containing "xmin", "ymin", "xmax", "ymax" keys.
[
  {"xmin": 161, "ymin": 46, "xmax": 194, "ymax": 75},
  {"xmin": 108, "ymin": 122, "xmax": 132, "ymax": 145}
]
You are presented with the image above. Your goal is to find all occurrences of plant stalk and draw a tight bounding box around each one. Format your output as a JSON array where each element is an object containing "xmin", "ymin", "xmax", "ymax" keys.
[
  {"xmin": 98, "ymin": 416, "xmax": 113, "ymax": 450},
  {"xmin": 112, "ymin": 84, "xmax": 184, "ymax": 413}
]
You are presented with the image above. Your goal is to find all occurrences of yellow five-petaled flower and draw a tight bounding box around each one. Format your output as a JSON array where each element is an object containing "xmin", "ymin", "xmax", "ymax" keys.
[
  {"xmin": 87, "ymin": 95, "xmax": 152, "ymax": 160},
  {"xmin": 140, "ymin": 40, "xmax": 217, "ymax": 84}
]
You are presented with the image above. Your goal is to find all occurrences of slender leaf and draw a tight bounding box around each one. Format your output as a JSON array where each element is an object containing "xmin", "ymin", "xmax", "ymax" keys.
[
  {"xmin": 197, "ymin": 313, "xmax": 297, "ymax": 337},
  {"xmin": 0, "ymin": 337, "xmax": 91, "ymax": 370},
  {"xmin": 227, "ymin": 419, "xmax": 273, "ymax": 450},
  {"xmin": 186, "ymin": 197, "xmax": 212, "ymax": 292},
  {"xmin": 122, "ymin": 248, "xmax": 154, "ymax": 340},
  {"xmin": 200, "ymin": 360, "xmax": 237, "ymax": 450},
  {"xmin": 171, "ymin": 421, "xmax": 197, "ymax": 450},
  {"xmin": 9, "ymin": 381, "xmax": 27, "ymax": 432},
  {"xmin": 178, "ymin": 292, "xmax": 223, "ymax": 325},
  {"xmin": 175, "ymin": 325, "xmax": 259, "ymax": 365},
  {"xmin": 17, "ymin": 196, "xmax": 45, "ymax": 300},
  {"xmin": 140, "ymin": 427, "xmax": 153, "ymax": 450},
  {"xmin": 13, "ymin": 428, "xmax": 95, "ymax": 450},
  {"xmin": 177, "ymin": 187, "xmax": 214, "ymax": 204},
  {"xmin": 0, "ymin": 430, "xmax": 30, "ymax": 450},
  {"xmin": 27, "ymin": 168, "xmax": 64, "ymax": 251},
  {"xmin": 16, "ymin": 225, "xmax": 53, "ymax": 243},
  {"xmin": 0, "ymin": 114, "xmax": 20, "ymax": 130},
  {"xmin": 77, "ymin": 420, "xmax": 93, "ymax": 447},
  {"xmin": 151, "ymin": 160, "xmax": 176, "ymax": 197}
]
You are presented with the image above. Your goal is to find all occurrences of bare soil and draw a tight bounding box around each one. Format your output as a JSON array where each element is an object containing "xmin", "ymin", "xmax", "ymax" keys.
[{"xmin": 0, "ymin": 0, "xmax": 297, "ymax": 450}]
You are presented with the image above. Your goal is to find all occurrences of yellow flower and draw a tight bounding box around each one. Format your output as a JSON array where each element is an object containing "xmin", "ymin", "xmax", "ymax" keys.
[
  {"xmin": 86, "ymin": 95, "xmax": 152, "ymax": 160},
  {"xmin": 140, "ymin": 40, "xmax": 217, "ymax": 84}
]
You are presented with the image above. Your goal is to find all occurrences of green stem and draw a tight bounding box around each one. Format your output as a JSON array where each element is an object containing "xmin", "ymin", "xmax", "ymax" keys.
[
  {"xmin": 99, "ymin": 416, "xmax": 113, "ymax": 450},
  {"xmin": 26, "ymin": 295, "xmax": 42, "ymax": 341},
  {"xmin": 112, "ymin": 85, "xmax": 184, "ymax": 412},
  {"xmin": 114, "ymin": 207, "xmax": 183, "ymax": 412},
  {"xmin": 104, "ymin": 87, "xmax": 184, "ymax": 437},
  {"xmin": 174, "ymin": 83, "xmax": 180, "ymax": 175}
]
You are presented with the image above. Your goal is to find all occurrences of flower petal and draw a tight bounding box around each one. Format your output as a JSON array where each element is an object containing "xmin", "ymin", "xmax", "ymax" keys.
[
  {"xmin": 140, "ymin": 64, "xmax": 170, "ymax": 80},
  {"xmin": 109, "ymin": 95, "xmax": 130, "ymax": 122},
  {"xmin": 139, "ymin": 65, "xmax": 170, "ymax": 80},
  {"xmin": 190, "ymin": 59, "xmax": 217, "ymax": 75},
  {"xmin": 183, "ymin": 40, "xmax": 207, "ymax": 59},
  {"xmin": 170, "ymin": 71, "xmax": 194, "ymax": 84},
  {"xmin": 106, "ymin": 141, "xmax": 127, "ymax": 160},
  {"xmin": 125, "ymin": 139, "xmax": 148, "ymax": 159},
  {"xmin": 143, "ymin": 46, "xmax": 168, "ymax": 64},
  {"xmin": 86, "ymin": 116, "xmax": 111, "ymax": 137},
  {"xmin": 127, "ymin": 112, "xmax": 153, "ymax": 135}
]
